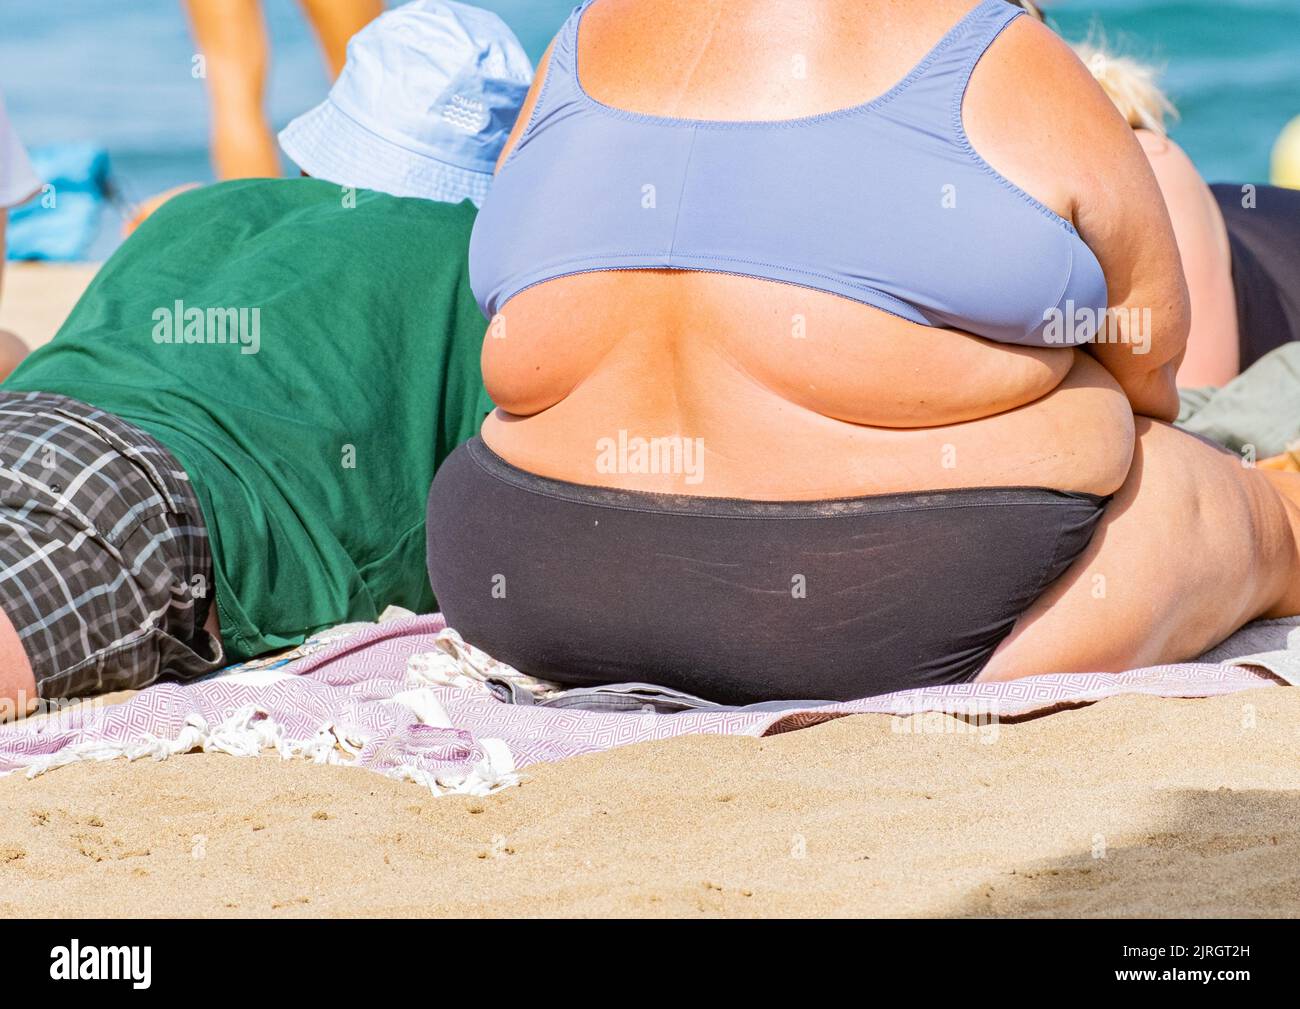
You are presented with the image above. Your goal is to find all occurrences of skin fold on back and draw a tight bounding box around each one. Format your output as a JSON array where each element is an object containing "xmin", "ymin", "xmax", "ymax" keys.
[{"xmin": 480, "ymin": 0, "xmax": 1185, "ymax": 500}]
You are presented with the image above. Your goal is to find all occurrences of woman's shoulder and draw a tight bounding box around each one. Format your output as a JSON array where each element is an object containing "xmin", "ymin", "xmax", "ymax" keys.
[
  {"xmin": 977, "ymin": 13, "xmax": 1121, "ymax": 128},
  {"xmin": 967, "ymin": 13, "xmax": 1146, "ymax": 209}
]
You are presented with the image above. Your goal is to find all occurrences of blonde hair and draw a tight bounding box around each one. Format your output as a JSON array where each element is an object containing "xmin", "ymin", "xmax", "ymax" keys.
[
  {"xmin": 1071, "ymin": 42, "xmax": 1179, "ymax": 135},
  {"xmin": 1006, "ymin": 0, "xmax": 1178, "ymax": 136}
]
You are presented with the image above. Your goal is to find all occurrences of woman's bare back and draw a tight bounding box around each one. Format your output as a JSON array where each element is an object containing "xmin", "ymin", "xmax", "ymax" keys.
[{"xmin": 481, "ymin": 0, "xmax": 1161, "ymax": 499}]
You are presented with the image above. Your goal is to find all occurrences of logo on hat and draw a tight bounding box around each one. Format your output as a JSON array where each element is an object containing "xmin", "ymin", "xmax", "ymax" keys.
[{"xmin": 443, "ymin": 94, "xmax": 490, "ymax": 134}]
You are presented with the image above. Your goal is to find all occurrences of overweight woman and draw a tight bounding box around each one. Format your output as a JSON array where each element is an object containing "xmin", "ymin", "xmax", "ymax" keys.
[{"xmin": 427, "ymin": 0, "xmax": 1300, "ymax": 704}]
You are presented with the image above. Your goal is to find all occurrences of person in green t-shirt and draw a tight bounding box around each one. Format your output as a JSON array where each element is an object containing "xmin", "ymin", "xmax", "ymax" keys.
[{"xmin": 0, "ymin": 1, "xmax": 532, "ymax": 715}]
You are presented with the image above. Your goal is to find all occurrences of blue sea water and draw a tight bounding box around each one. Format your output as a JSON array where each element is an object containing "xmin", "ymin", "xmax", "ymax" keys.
[{"xmin": 2, "ymin": 0, "xmax": 1298, "ymax": 258}]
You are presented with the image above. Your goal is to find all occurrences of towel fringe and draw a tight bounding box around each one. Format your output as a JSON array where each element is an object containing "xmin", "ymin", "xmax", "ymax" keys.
[{"xmin": 18, "ymin": 703, "xmax": 515, "ymax": 796}]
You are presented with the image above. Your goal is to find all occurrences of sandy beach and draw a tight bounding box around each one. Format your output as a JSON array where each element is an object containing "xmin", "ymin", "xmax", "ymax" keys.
[
  {"xmin": 2, "ymin": 264, "xmax": 1299, "ymax": 918},
  {"xmin": 0, "ymin": 261, "xmax": 96, "ymax": 351},
  {"xmin": 2, "ymin": 688, "xmax": 1298, "ymax": 918}
]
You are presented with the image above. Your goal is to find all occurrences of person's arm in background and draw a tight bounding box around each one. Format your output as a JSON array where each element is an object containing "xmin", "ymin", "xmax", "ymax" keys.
[{"xmin": 1135, "ymin": 130, "xmax": 1240, "ymax": 387}]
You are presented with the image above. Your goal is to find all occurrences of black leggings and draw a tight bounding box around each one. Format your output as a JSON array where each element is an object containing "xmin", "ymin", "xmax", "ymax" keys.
[
  {"xmin": 426, "ymin": 437, "xmax": 1108, "ymax": 704},
  {"xmin": 1211, "ymin": 182, "xmax": 1300, "ymax": 368}
]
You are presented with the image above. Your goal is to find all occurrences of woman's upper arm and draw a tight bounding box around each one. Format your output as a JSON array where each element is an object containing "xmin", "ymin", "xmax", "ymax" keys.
[
  {"xmin": 972, "ymin": 17, "xmax": 1190, "ymax": 420},
  {"xmin": 1073, "ymin": 113, "xmax": 1190, "ymax": 420},
  {"xmin": 1034, "ymin": 29, "xmax": 1189, "ymax": 419}
]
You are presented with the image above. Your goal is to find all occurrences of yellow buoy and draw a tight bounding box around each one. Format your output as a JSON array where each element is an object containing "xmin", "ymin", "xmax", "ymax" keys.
[{"xmin": 1272, "ymin": 114, "xmax": 1300, "ymax": 189}]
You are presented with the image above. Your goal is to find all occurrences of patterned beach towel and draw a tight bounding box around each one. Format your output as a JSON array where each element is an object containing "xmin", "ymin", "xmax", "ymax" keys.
[{"xmin": 0, "ymin": 611, "xmax": 1291, "ymax": 795}]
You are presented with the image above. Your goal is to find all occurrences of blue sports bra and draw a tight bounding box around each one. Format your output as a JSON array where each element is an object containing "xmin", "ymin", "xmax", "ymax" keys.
[{"xmin": 469, "ymin": 0, "xmax": 1108, "ymax": 347}]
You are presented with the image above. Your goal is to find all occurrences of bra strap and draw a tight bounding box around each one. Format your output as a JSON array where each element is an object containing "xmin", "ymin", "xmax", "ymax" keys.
[
  {"xmin": 546, "ymin": 2, "xmax": 594, "ymax": 105},
  {"xmin": 876, "ymin": 0, "xmax": 1025, "ymax": 136},
  {"xmin": 920, "ymin": 0, "xmax": 1026, "ymax": 98},
  {"xmin": 507, "ymin": 2, "xmax": 592, "ymax": 153}
]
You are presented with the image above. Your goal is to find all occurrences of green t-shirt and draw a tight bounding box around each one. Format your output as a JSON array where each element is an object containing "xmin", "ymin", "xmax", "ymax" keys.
[{"xmin": 4, "ymin": 178, "xmax": 493, "ymax": 661}]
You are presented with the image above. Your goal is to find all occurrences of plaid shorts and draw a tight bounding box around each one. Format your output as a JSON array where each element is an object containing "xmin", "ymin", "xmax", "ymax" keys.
[{"xmin": 0, "ymin": 391, "xmax": 223, "ymax": 700}]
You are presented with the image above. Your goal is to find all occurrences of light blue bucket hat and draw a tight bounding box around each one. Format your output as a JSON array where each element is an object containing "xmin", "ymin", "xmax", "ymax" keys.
[{"xmin": 279, "ymin": 0, "xmax": 533, "ymax": 206}]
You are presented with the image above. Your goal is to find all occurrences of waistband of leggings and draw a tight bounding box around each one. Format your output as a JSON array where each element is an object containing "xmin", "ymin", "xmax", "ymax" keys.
[{"xmin": 460, "ymin": 436, "xmax": 1110, "ymax": 521}]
